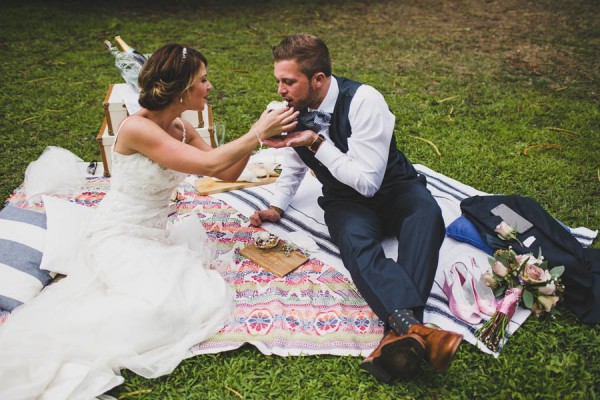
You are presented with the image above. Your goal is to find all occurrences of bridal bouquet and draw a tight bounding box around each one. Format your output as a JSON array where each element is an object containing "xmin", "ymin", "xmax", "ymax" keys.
[{"xmin": 476, "ymin": 247, "xmax": 565, "ymax": 351}]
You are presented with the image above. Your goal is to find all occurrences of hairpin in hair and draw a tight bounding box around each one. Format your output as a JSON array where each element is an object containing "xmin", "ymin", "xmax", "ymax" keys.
[{"xmin": 182, "ymin": 47, "xmax": 188, "ymax": 60}]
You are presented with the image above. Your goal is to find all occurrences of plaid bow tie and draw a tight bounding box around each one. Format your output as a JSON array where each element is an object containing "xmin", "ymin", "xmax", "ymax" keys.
[{"xmin": 297, "ymin": 110, "xmax": 332, "ymax": 132}]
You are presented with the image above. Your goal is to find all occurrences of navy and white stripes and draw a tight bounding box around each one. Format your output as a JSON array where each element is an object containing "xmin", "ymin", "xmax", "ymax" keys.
[{"xmin": 213, "ymin": 163, "xmax": 598, "ymax": 355}]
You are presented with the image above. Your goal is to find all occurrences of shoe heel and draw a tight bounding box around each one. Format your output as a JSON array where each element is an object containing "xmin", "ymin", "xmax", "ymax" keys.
[
  {"xmin": 376, "ymin": 336, "xmax": 424, "ymax": 382},
  {"xmin": 360, "ymin": 334, "xmax": 425, "ymax": 383},
  {"xmin": 470, "ymin": 257, "xmax": 498, "ymax": 316},
  {"xmin": 360, "ymin": 359, "xmax": 394, "ymax": 383},
  {"xmin": 443, "ymin": 262, "xmax": 482, "ymax": 324}
]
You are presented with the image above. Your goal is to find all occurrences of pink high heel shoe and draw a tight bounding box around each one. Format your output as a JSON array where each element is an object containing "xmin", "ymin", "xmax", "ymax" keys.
[
  {"xmin": 469, "ymin": 257, "xmax": 498, "ymax": 316},
  {"xmin": 443, "ymin": 262, "xmax": 482, "ymax": 325}
]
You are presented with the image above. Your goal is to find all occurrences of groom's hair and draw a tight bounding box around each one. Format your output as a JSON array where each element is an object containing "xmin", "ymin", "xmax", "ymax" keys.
[{"xmin": 272, "ymin": 33, "xmax": 332, "ymax": 79}]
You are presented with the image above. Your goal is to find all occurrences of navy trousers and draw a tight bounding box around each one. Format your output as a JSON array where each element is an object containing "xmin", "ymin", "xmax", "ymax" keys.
[{"xmin": 321, "ymin": 176, "xmax": 445, "ymax": 322}]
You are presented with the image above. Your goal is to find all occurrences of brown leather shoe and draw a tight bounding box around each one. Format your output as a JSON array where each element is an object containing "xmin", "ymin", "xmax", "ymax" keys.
[
  {"xmin": 408, "ymin": 324, "xmax": 463, "ymax": 373},
  {"xmin": 360, "ymin": 331, "xmax": 426, "ymax": 383}
]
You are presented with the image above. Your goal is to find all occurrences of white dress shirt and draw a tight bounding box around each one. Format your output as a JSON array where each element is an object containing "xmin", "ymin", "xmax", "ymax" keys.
[{"xmin": 271, "ymin": 77, "xmax": 396, "ymax": 210}]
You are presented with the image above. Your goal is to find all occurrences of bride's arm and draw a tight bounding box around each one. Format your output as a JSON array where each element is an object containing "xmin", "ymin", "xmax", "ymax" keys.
[
  {"xmin": 183, "ymin": 119, "xmax": 250, "ymax": 182},
  {"xmin": 118, "ymin": 108, "xmax": 297, "ymax": 179}
]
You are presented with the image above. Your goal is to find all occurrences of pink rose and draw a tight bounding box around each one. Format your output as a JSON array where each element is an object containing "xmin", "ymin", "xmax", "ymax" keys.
[
  {"xmin": 515, "ymin": 253, "xmax": 535, "ymax": 265},
  {"xmin": 492, "ymin": 261, "xmax": 509, "ymax": 278},
  {"xmin": 520, "ymin": 263, "xmax": 551, "ymax": 284},
  {"xmin": 538, "ymin": 295, "xmax": 560, "ymax": 312},
  {"xmin": 538, "ymin": 281, "xmax": 557, "ymax": 296},
  {"xmin": 482, "ymin": 270, "xmax": 498, "ymax": 288},
  {"xmin": 495, "ymin": 221, "xmax": 514, "ymax": 238}
]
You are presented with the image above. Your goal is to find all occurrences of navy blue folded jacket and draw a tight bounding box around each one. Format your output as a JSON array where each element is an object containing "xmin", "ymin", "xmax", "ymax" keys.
[{"xmin": 461, "ymin": 195, "xmax": 600, "ymax": 324}]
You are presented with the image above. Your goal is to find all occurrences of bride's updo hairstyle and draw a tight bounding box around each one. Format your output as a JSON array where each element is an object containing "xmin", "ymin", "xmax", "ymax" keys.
[{"xmin": 138, "ymin": 43, "xmax": 207, "ymax": 110}]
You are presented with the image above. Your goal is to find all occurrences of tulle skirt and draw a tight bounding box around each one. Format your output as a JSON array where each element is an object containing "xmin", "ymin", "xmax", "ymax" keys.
[{"xmin": 0, "ymin": 217, "xmax": 233, "ymax": 400}]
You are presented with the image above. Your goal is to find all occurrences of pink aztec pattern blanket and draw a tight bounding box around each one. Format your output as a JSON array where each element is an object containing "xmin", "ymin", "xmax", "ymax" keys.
[{"xmin": 4, "ymin": 177, "xmax": 384, "ymax": 357}]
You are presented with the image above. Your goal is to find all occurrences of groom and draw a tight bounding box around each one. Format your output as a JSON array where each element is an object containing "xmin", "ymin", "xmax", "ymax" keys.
[{"xmin": 250, "ymin": 33, "xmax": 463, "ymax": 383}]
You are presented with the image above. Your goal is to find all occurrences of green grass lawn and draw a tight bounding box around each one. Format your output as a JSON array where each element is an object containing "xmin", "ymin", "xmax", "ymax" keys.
[{"xmin": 1, "ymin": 0, "xmax": 598, "ymax": 398}]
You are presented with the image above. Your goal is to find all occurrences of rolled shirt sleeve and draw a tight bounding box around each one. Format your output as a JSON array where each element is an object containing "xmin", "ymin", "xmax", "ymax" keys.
[{"xmin": 271, "ymin": 147, "xmax": 308, "ymax": 210}]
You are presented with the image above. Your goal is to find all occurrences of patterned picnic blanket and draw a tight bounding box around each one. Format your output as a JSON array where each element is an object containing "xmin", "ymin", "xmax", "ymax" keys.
[
  {"xmin": 4, "ymin": 176, "xmax": 384, "ymax": 358},
  {"xmin": 210, "ymin": 163, "xmax": 598, "ymax": 357},
  {"xmin": 4, "ymin": 163, "xmax": 597, "ymax": 358}
]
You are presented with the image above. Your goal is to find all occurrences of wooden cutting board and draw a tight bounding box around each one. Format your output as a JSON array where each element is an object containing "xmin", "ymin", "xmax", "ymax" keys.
[
  {"xmin": 195, "ymin": 176, "xmax": 278, "ymax": 195},
  {"xmin": 240, "ymin": 243, "xmax": 309, "ymax": 277}
]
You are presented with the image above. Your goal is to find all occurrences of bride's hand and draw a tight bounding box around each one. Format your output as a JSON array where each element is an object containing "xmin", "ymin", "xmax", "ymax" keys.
[{"xmin": 252, "ymin": 107, "xmax": 298, "ymax": 140}]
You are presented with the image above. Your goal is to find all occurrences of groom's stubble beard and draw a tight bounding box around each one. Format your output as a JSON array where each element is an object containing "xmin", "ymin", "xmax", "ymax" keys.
[{"xmin": 290, "ymin": 81, "xmax": 320, "ymax": 112}]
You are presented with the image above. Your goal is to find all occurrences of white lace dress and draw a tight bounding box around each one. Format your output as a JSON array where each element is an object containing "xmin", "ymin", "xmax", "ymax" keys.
[{"xmin": 0, "ymin": 119, "xmax": 233, "ymax": 400}]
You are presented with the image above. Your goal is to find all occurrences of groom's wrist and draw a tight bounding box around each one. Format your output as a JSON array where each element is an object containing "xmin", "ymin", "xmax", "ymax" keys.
[
  {"xmin": 307, "ymin": 134, "xmax": 325, "ymax": 153},
  {"xmin": 268, "ymin": 205, "xmax": 283, "ymax": 216}
]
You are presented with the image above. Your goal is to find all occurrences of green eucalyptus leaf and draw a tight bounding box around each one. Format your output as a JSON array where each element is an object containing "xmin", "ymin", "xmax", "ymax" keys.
[
  {"xmin": 550, "ymin": 265, "xmax": 565, "ymax": 277},
  {"xmin": 494, "ymin": 287, "xmax": 506, "ymax": 298},
  {"xmin": 522, "ymin": 290, "xmax": 534, "ymax": 308}
]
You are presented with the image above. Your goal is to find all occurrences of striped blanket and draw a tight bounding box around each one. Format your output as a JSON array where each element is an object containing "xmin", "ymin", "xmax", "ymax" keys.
[{"xmin": 209, "ymin": 161, "xmax": 598, "ymax": 357}]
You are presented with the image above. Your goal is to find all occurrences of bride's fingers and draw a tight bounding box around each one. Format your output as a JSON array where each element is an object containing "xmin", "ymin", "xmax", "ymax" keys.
[
  {"xmin": 270, "ymin": 106, "xmax": 296, "ymax": 119},
  {"xmin": 282, "ymin": 120, "xmax": 298, "ymax": 131},
  {"xmin": 282, "ymin": 110, "xmax": 299, "ymax": 124}
]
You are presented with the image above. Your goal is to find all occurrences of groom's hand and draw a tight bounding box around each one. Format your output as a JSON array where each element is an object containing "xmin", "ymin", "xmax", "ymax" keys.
[
  {"xmin": 261, "ymin": 130, "xmax": 315, "ymax": 148},
  {"xmin": 249, "ymin": 206, "xmax": 283, "ymax": 227}
]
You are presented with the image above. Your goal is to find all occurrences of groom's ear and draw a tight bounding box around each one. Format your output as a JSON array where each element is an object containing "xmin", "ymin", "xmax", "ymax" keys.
[{"xmin": 311, "ymin": 72, "xmax": 327, "ymax": 87}]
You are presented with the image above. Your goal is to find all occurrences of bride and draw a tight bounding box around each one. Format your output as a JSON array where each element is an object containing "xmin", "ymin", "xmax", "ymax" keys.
[{"xmin": 0, "ymin": 43, "xmax": 298, "ymax": 400}]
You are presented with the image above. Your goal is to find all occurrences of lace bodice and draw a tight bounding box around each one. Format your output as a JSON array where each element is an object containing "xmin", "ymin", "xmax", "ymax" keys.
[
  {"xmin": 110, "ymin": 151, "xmax": 184, "ymax": 202},
  {"xmin": 92, "ymin": 118, "xmax": 187, "ymax": 230}
]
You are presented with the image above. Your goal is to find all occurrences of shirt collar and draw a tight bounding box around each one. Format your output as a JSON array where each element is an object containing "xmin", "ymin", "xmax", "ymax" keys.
[{"xmin": 309, "ymin": 75, "xmax": 338, "ymax": 114}]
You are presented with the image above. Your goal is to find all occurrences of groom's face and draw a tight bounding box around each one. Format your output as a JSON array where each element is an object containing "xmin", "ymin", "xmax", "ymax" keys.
[{"xmin": 274, "ymin": 59, "xmax": 319, "ymax": 110}]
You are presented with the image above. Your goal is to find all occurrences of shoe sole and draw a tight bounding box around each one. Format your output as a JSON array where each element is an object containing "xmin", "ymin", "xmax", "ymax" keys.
[{"xmin": 360, "ymin": 336, "xmax": 424, "ymax": 383}]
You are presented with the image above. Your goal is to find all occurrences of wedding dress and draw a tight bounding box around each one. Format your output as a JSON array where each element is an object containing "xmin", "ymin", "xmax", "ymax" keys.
[{"xmin": 0, "ymin": 118, "xmax": 234, "ymax": 400}]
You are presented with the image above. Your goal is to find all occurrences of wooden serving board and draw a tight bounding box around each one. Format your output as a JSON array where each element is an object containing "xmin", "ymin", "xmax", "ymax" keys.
[
  {"xmin": 240, "ymin": 243, "xmax": 309, "ymax": 278},
  {"xmin": 195, "ymin": 176, "xmax": 278, "ymax": 195}
]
